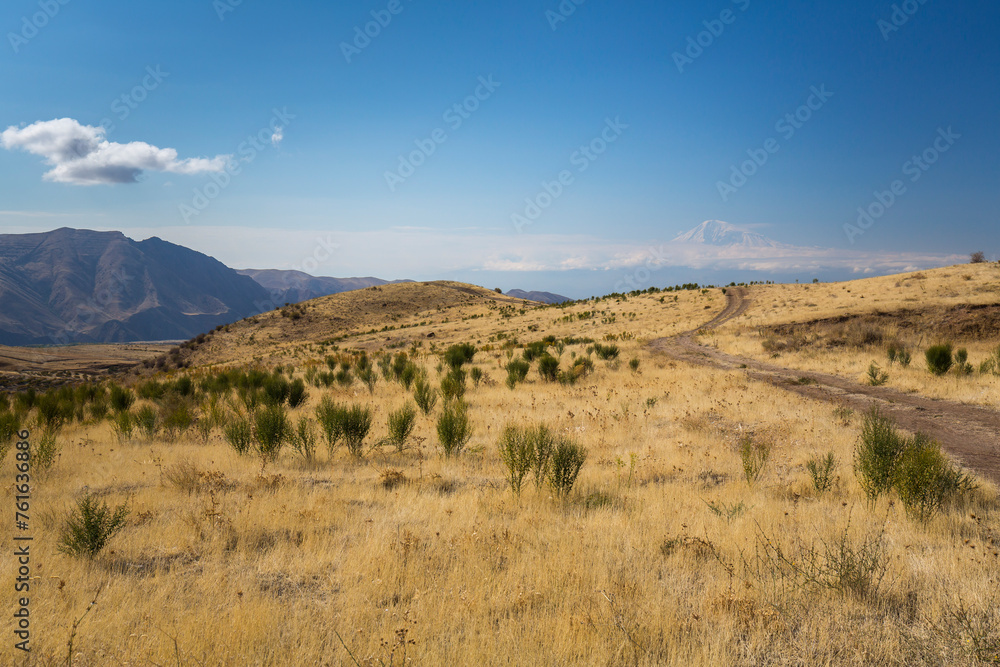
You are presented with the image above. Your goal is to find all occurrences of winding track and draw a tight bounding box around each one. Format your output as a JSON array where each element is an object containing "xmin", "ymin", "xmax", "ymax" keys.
[{"xmin": 649, "ymin": 287, "xmax": 1000, "ymax": 485}]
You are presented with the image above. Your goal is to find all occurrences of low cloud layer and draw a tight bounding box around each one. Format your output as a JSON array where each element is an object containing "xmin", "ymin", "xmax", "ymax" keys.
[{"xmin": 1, "ymin": 118, "xmax": 229, "ymax": 185}]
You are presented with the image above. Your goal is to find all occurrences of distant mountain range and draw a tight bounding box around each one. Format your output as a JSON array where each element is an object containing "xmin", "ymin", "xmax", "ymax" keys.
[
  {"xmin": 236, "ymin": 269, "xmax": 410, "ymax": 305},
  {"xmin": 505, "ymin": 289, "xmax": 570, "ymax": 304},
  {"xmin": 673, "ymin": 220, "xmax": 782, "ymax": 248},
  {"xmin": 0, "ymin": 228, "xmax": 271, "ymax": 346},
  {"xmin": 0, "ymin": 229, "xmax": 570, "ymax": 346}
]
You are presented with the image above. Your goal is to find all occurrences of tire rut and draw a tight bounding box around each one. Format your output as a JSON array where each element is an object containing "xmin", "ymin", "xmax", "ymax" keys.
[{"xmin": 649, "ymin": 288, "xmax": 1000, "ymax": 485}]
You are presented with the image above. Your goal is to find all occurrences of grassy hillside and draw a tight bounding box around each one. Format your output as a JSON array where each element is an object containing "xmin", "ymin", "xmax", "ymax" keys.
[{"xmin": 1, "ymin": 268, "xmax": 999, "ymax": 665}]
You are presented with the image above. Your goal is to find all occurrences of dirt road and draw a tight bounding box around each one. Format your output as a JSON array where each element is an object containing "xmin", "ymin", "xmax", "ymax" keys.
[{"xmin": 650, "ymin": 287, "xmax": 1000, "ymax": 485}]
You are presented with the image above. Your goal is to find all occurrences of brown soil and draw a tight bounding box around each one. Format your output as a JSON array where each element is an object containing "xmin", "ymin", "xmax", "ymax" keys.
[{"xmin": 651, "ymin": 287, "xmax": 1000, "ymax": 485}]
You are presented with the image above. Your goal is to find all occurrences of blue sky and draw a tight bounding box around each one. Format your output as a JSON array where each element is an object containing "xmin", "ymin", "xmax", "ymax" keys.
[{"xmin": 1, "ymin": 0, "xmax": 997, "ymax": 297}]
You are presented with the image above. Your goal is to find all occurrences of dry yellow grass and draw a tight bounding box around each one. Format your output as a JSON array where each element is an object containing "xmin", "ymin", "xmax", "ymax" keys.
[
  {"xmin": 711, "ymin": 263, "xmax": 1000, "ymax": 407},
  {"xmin": 2, "ymin": 272, "xmax": 999, "ymax": 665}
]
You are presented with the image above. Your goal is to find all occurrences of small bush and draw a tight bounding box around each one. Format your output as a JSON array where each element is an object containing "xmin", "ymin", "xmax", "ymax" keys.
[
  {"xmin": 628, "ymin": 357, "xmax": 640, "ymax": 373},
  {"xmin": 223, "ymin": 415, "xmax": 253, "ymax": 455},
  {"xmin": 290, "ymin": 417, "xmax": 318, "ymax": 463},
  {"xmin": 440, "ymin": 368, "xmax": 467, "ymax": 401},
  {"xmin": 522, "ymin": 341, "xmax": 548, "ymax": 362},
  {"xmin": 548, "ymin": 438, "xmax": 587, "ymax": 497},
  {"xmin": 954, "ymin": 348, "xmax": 974, "ymax": 376},
  {"xmin": 437, "ymin": 400, "xmax": 473, "ymax": 457},
  {"xmin": 32, "ymin": 428, "xmax": 61, "ymax": 474},
  {"xmin": 288, "ymin": 378, "xmax": 308, "ymax": 408},
  {"xmin": 160, "ymin": 399, "xmax": 194, "ymax": 440},
  {"xmin": 413, "ymin": 376, "xmax": 438, "ymax": 415},
  {"xmin": 866, "ymin": 362, "xmax": 889, "ymax": 386},
  {"xmin": 537, "ymin": 354, "xmax": 560, "ymax": 382},
  {"xmin": 854, "ymin": 407, "xmax": 907, "ymax": 506},
  {"xmin": 357, "ymin": 367, "xmax": 378, "ymax": 394},
  {"xmin": 739, "ymin": 434, "xmax": 771, "ymax": 487},
  {"xmin": 135, "ymin": 405, "xmax": 159, "ymax": 439},
  {"xmin": 254, "ymin": 405, "xmax": 290, "ymax": 463},
  {"xmin": 592, "ymin": 343, "xmax": 620, "ymax": 360},
  {"xmin": 444, "ymin": 343, "xmax": 476, "ymax": 370},
  {"xmin": 340, "ymin": 404, "xmax": 373, "ymax": 457},
  {"xmin": 497, "ymin": 424, "xmax": 534, "ymax": 496},
  {"xmin": 315, "ymin": 396, "xmax": 343, "ymax": 452},
  {"xmin": 58, "ymin": 495, "xmax": 130, "ymax": 559},
  {"xmin": 470, "ymin": 367, "xmax": 484, "ymax": 387},
  {"xmin": 262, "ymin": 376, "xmax": 291, "ymax": 407},
  {"xmin": 895, "ymin": 434, "xmax": 974, "ymax": 522},
  {"xmin": 926, "ymin": 344, "xmax": 954, "ymax": 376},
  {"xmin": 505, "ymin": 359, "xmax": 531, "ymax": 389},
  {"xmin": 110, "ymin": 411, "xmax": 134, "ymax": 445},
  {"xmin": 970, "ymin": 251, "xmax": 986, "ymax": 264},
  {"xmin": 109, "ymin": 384, "xmax": 135, "ymax": 414},
  {"xmin": 806, "ymin": 452, "xmax": 837, "ymax": 493},
  {"xmin": 387, "ymin": 403, "xmax": 417, "ymax": 452}
]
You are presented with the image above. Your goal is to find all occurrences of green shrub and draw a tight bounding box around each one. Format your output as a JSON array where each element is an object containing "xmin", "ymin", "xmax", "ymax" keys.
[
  {"xmin": 109, "ymin": 384, "xmax": 135, "ymax": 414},
  {"xmin": 32, "ymin": 428, "xmax": 61, "ymax": 473},
  {"xmin": 254, "ymin": 405, "xmax": 290, "ymax": 463},
  {"xmin": 288, "ymin": 378, "xmax": 308, "ymax": 408},
  {"xmin": 440, "ymin": 368, "xmax": 467, "ymax": 401},
  {"xmin": 437, "ymin": 400, "xmax": 473, "ymax": 457},
  {"xmin": 315, "ymin": 397, "xmax": 343, "ymax": 453},
  {"xmin": 224, "ymin": 415, "xmax": 253, "ymax": 455},
  {"xmin": 894, "ymin": 434, "xmax": 974, "ymax": 522},
  {"xmin": 135, "ymin": 405, "xmax": 159, "ymax": 439},
  {"xmin": 592, "ymin": 343, "xmax": 620, "ymax": 360},
  {"xmin": 739, "ymin": 434, "xmax": 771, "ymax": 487},
  {"xmin": 290, "ymin": 417, "xmax": 318, "ymax": 463},
  {"xmin": 806, "ymin": 452, "xmax": 837, "ymax": 493},
  {"xmin": 444, "ymin": 343, "xmax": 476, "ymax": 370},
  {"xmin": 866, "ymin": 362, "xmax": 889, "ymax": 386},
  {"xmin": 357, "ymin": 367, "xmax": 378, "ymax": 394},
  {"xmin": 497, "ymin": 424, "xmax": 534, "ymax": 496},
  {"xmin": 58, "ymin": 495, "xmax": 129, "ymax": 559},
  {"xmin": 470, "ymin": 367, "xmax": 484, "ymax": 387},
  {"xmin": 263, "ymin": 376, "xmax": 291, "ymax": 406},
  {"xmin": 537, "ymin": 354, "xmax": 560, "ymax": 382},
  {"xmin": 160, "ymin": 399, "xmax": 194, "ymax": 440},
  {"xmin": 955, "ymin": 348, "xmax": 974, "ymax": 376},
  {"xmin": 413, "ymin": 376, "xmax": 438, "ymax": 415},
  {"xmin": 926, "ymin": 344, "xmax": 954, "ymax": 376},
  {"xmin": 522, "ymin": 341, "xmax": 548, "ymax": 362},
  {"xmin": 505, "ymin": 359, "xmax": 531, "ymax": 389},
  {"xmin": 529, "ymin": 425, "xmax": 556, "ymax": 488},
  {"xmin": 548, "ymin": 438, "xmax": 587, "ymax": 497},
  {"xmin": 340, "ymin": 404, "xmax": 373, "ymax": 457},
  {"xmin": 628, "ymin": 357, "xmax": 640, "ymax": 373},
  {"xmin": 854, "ymin": 407, "xmax": 907, "ymax": 505},
  {"xmin": 387, "ymin": 403, "xmax": 417, "ymax": 452}
]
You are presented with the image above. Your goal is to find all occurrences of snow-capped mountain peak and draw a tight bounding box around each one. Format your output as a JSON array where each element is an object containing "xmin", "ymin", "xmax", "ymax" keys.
[{"xmin": 672, "ymin": 220, "xmax": 781, "ymax": 248}]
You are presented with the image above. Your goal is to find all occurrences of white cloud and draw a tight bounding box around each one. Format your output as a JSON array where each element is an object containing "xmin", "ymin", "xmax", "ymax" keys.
[
  {"xmin": 270, "ymin": 126, "xmax": 284, "ymax": 147},
  {"xmin": 1, "ymin": 118, "xmax": 230, "ymax": 185}
]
